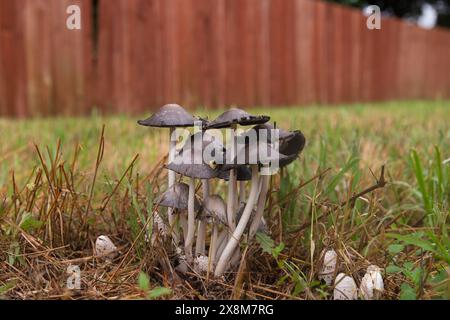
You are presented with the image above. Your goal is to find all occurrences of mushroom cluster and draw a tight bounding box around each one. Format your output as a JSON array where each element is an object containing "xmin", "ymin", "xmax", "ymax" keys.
[{"xmin": 138, "ymin": 104, "xmax": 305, "ymax": 277}]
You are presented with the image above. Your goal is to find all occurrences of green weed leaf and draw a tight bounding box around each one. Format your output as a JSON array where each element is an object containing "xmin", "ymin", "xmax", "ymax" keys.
[
  {"xmin": 388, "ymin": 244, "xmax": 405, "ymax": 254},
  {"xmin": 138, "ymin": 272, "xmax": 150, "ymax": 291},
  {"xmin": 386, "ymin": 265, "xmax": 402, "ymax": 273},
  {"xmin": 399, "ymin": 283, "xmax": 416, "ymax": 300},
  {"xmin": 19, "ymin": 212, "xmax": 43, "ymax": 232},
  {"xmin": 148, "ymin": 287, "xmax": 172, "ymax": 299}
]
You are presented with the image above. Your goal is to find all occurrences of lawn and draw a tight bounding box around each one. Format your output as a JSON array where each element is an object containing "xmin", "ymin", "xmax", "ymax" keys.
[{"xmin": 0, "ymin": 100, "xmax": 449, "ymax": 299}]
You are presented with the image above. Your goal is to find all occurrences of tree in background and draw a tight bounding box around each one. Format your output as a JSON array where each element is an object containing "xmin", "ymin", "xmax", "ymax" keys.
[{"xmin": 327, "ymin": 0, "xmax": 450, "ymax": 28}]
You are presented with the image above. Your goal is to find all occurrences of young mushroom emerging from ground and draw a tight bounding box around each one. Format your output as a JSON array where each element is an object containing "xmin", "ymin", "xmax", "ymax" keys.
[
  {"xmin": 148, "ymin": 211, "xmax": 169, "ymax": 245},
  {"xmin": 95, "ymin": 235, "xmax": 118, "ymax": 260},
  {"xmin": 138, "ymin": 104, "xmax": 198, "ymax": 243},
  {"xmin": 360, "ymin": 265, "xmax": 384, "ymax": 300},
  {"xmin": 318, "ymin": 248, "xmax": 338, "ymax": 285},
  {"xmin": 334, "ymin": 273, "xmax": 358, "ymax": 300}
]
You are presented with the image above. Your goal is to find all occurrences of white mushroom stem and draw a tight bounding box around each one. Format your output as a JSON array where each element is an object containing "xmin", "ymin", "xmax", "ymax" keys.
[
  {"xmin": 179, "ymin": 213, "xmax": 188, "ymax": 244},
  {"xmin": 227, "ymin": 170, "xmax": 237, "ymax": 230},
  {"xmin": 195, "ymin": 179, "xmax": 209, "ymax": 255},
  {"xmin": 239, "ymin": 180, "xmax": 246, "ymax": 204},
  {"xmin": 168, "ymin": 127, "xmax": 178, "ymax": 242},
  {"xmin": 209, "ymin": 224, "xmax": 219, "ymax": 272},
  {"xmin": 215, "ymin": 165, "xmax": 259, "ymax": 276},
  {"xmin": 229, "ymin": 246, "xmax": 241, "ymax": 268},
  {"xmin": 215, "ymin": 229, "xmax": 228, "ymax": 264},
  {"xmin": 227, "ymin": 124, "xmax": 238, "ymax": 231},
  {"xmin": 185, "ymin": 178, "xmax": 196, "ymax": 263},
  {"xmin": 248, "ymin": 174, "xmax": 270, "ymax": 239},
  {"xmin": 195, "ymin": 220, "xmax": 205, "ymax": 255}
]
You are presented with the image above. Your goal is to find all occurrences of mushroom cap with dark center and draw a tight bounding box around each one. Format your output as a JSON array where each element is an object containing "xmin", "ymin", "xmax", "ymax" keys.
[
  {"xmin": 167, "ymin": 132, "xmax": 226, "ymax": 179},
  {"xmin": 217, "ymin": 165, "xmax": 252, "ymax": 181},
  {"xmin": 137, "ymin": 104, "xmax": 198, "ymax": 128},
  {"xmin": 200, "ymin": 195, "xmax": 227, "ymax": 225},
  {"xmin": 154, "ymin": 182, "xmax": 200, "ymax": 211},
  {"xmin": 205, "ymin": 107, "xmax": 270, "ymax": 129}
]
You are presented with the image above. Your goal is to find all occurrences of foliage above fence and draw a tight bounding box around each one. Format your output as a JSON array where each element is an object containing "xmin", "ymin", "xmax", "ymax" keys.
[{"xmin": 1, "ymin": 0, "xmax": 450, "ymax": 117}]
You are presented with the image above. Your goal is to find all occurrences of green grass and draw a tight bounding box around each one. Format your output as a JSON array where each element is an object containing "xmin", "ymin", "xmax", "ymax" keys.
[
  {"xmin": 1, "ymin": 100, "xmax": 449, "ymax": 186},
  {"xmin": 0, "ymin": 100, "xmax": 449, "ymax": 299}
]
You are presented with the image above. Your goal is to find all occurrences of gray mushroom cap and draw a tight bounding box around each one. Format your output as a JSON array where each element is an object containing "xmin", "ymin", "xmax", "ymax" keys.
[
  {"xmin": 167, "ymin": 132, "xmax": 226, "ymax": 179},
  {"xmin": 250, "ymin": 123, "xmax": 305, "ymax": 168},
  {"xmin": 279, "ymin": 130, "xmax": 306, "ymax": 156},
  {"xmin": 252, "ymin": 123, "xmax": 297, "ymax": 142},
  {"xmin": 205, "ymin": 107, "xmax": 270, "ymax": 129},
  {"xmin": 154, "ymin": 182, "xmax": 200, "ymax": 211},
  {"xmin": 279, "ymin": 131, "xmax": 306, "ymax": 167},
  {"xmin": 200, "ymin": 195, "xmax": 227, "ymax": 225},
  {"xmin": 137, "ymin": 104, "xmax": 198, "ymax": 128}
]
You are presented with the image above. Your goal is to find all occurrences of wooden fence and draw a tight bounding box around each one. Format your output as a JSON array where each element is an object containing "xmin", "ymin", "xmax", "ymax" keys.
[{"xmin": 1, "ymin": 0, "xmax": 450, "ymax": 117}]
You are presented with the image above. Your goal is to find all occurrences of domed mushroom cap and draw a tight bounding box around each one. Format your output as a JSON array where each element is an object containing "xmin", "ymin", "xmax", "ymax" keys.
[
  {"xmin": 360, "ymin": 265, "xmax": 384, "ymax": 300},
  {"xmin": 167, "ymin": 132, "xmax": 226, "ymax": 179},
  {"xmin": 334, "ymin": 273, "xmax": 358, "ymax": 300},
  {"xmin": 318, "ymin": 249, "xmax": 338, "ymax": 286},
  {"xmin": 205, "ymin": 107, "xmax": 270, "ymax": 129},
  {"xmin": 277, "ymin": 131, "xmax": 306, "ymax": 167},
  {"xmin": 279, "ymin": 130, "xmax": 306, "ymax": 157},
  {"xmin": 95, "ymin": 235, "xmax": 118, "ymax": 259},
  {"xmin": 137, "ymin": 104, "xmax": 198, "ymax": 128},
  {"xmin": 217, "ymin": 165, "xmax": 252, "ymax": 181},
  {"xmin": 200, "ymin": 195, "xmax": 227, "ymax": 225},
  {"xmin": 154, "ymin": 182, "xmax": 200, "ymax": 211}
]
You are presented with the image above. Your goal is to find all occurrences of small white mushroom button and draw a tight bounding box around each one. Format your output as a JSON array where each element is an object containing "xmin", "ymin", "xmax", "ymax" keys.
[
  {"xmin": 194, "ymin": 255, "xmax": 209, "ymax": 273},
  {"xmin": 334, "ymin": 273, "xmax": 358, "ymax": 300},
  {"xmin": 95, "ymin": 235, "xmax": 117, "ymax": 259},
  {"xmin": 360, "ymin": 265, "xmax": 384, "ymax": 300},
  {"xmin": 318, "ymin": 249, "xmax": 337, "ymax": 285}
]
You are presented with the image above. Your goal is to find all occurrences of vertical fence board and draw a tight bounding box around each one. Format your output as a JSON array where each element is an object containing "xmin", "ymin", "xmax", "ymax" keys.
[
  {"xmin": 254, "ymin": 0, "xmax": 271, "ymax": 107},
  {"xmin": 1, "ymin": 0, "xmax": 450, "ymax": 116},
  {"xmin": 295, "ymin": 0, "xmax": 314, "ymax": 105}
]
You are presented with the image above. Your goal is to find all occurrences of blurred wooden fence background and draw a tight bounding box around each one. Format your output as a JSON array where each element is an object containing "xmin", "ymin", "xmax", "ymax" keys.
[{"xmin": 1, "ymin": 0, "xmax": 450, "ymax": 117}]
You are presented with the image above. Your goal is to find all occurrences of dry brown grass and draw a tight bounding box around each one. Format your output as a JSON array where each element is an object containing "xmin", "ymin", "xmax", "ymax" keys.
[{"xmin": 0, "ymin": 101, "xmax": 449, "ymax": 300}]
